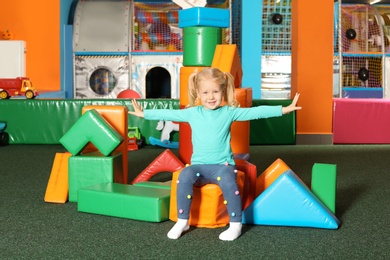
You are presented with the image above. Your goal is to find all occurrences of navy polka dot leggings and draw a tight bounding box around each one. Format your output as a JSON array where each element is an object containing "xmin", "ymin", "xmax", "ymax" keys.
[{"xmin": 176, "ymin": 164, "xmax": 242, "ymax": 222}]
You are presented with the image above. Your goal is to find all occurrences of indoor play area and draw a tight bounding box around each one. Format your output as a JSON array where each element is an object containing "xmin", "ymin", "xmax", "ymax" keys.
[{"xmin": 0, "ymin": 0, "xmax": 389, "ymax": 259}]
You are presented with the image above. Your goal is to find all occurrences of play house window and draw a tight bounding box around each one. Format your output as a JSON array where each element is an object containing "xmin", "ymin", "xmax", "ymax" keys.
[{"xmin": 89, "ymin": 68, "xmax": 117, "ymax": 95}]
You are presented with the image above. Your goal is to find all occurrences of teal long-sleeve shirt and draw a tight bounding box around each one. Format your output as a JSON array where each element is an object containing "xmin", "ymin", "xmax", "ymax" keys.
[{"xmin": 144, "ymin": 105, "xmax": 283, "ymax": 165}]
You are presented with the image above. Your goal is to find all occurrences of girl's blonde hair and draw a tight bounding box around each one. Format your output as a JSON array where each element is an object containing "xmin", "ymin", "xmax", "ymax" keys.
[{"xmin": 187, "ymin": 67, "xmax": 239, "ymax": 107}]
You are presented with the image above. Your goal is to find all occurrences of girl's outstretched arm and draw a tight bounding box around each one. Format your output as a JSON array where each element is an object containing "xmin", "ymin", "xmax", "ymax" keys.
[
  {"xmin": 282, "ymin": 93, "xmax": 302, "ymax": 114},
  {"xmin": 128, "ymin": 99, "xmax": 145, "ymax": 118}
]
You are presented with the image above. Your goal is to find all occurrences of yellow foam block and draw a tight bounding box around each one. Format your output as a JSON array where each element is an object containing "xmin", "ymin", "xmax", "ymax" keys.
[
  {"xmin": 211, "ymin": 44, "xmax": 243, "ymax": 87},
  {"xmin": 169, "ymin": 169, "xmax": 245, "ymax": 228},
  {"xmin": 44, "ymin": 152, "xmax": 71, "ymax": 203}
]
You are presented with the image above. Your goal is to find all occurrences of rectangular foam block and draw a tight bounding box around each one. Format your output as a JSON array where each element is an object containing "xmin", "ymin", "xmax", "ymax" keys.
[
  {"xmin": 250, "ymin": 99, "xmax": 296, "ymax": 145},
  {"xmin": 68, "ymin": 152, "xmax": 122, "ymax": 202},
  {"xmin": 179, "ymin": 7, "xmax": 230, "ymax": 28},
  {"xmin": 133, "ymin": 181, "xmax": 172, "ymax": 190},
  {"xmin": 333, "ymin": 98, "xmax": 390, "ymax": 144},
  {"xmin": 78, "ymin": 183, "xmax": 171, "ymax": 222},
  {"xmin": 59, "ymin": 109, "xmax": 123, "ymax": 156},
  {"xmin": 44, "ymin": 152, "xmax": 71, "ymax": 203},
  {"xmin": 311, "ymin": 163, "xmax": 337, "ymax": 214}
]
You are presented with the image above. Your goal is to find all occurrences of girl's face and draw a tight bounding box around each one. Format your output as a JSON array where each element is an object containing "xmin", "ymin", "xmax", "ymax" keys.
[{"xmin": 197, "ymin": 79, "xmax": 223, "ymax": 110}]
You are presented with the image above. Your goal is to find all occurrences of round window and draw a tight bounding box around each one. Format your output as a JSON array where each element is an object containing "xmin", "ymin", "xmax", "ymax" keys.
[{"xmin": 89, "ymin": 68, "xmax": 116, "ymax": 95}]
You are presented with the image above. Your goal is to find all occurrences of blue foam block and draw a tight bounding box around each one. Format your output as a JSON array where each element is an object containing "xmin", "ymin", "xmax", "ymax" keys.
[
  {"xmin": 179, "ymin": 7, "xmax": 230, "ymax": 28},
  {"xmin": 242, "ymin": 170, "xmax": 340, "ymax": 229}
]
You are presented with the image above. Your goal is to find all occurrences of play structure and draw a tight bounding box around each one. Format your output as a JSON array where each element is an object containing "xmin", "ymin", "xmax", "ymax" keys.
[
  {"xmin": 46, "ymin": 103, "xmax": 339, "ymax": 229},
  {"xmin": 42, "ymin": 5, "xmax": 339, "ymax": 233}
]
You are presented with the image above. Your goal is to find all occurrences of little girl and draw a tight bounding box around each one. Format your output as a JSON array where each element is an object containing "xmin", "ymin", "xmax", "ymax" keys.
[{"xmin": 129, "ymin": 67, "xmax": 301, "ymax": 241}]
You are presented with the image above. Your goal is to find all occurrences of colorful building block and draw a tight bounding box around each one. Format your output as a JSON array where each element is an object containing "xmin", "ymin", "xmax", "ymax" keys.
[
  {"xmin": 59, "ymin": 109, "xmax": 123, "ymax": 156},
  {"xmin": 134, "ymin": 181, "xmax": 172, "ymax": 190},
  {"xmin": 256, "ymin": 158, "xmax": 297, "ymax": 197},
  {"xmin": 169, "ymin": 169, "xmax": 245, "ymax": 228},
  {"xmin": 183, "ymin": 26, "xmax": 221, "ymax": 66},
  {"xmin": 179, "ymin": 7, "xmax": 230, "ymax": 28},
  {"xmin": 68, "ymin": 152, "xmax": 122, "ymax": 202},
  {"xmin": 311, "ymin": 163, "xmax": 337, "ymax": 214},
  {"xmin": 131, "ymin": 149, "xmax": 184, "ymax": 184},
  {"xmin": 81, "ymin": 105, "xmax": 129, "ymax": 184},
  {"xmin": 211, "ymin": 44, "xmax": 243, "ymax": 88},
  {"xmin": 242, "ymin": 170, "xmax": 340, "ymax": 229},
  {"xmin": 78, "ymin": 183, "xmax": 171, "ymax": 222},
  {"xmin": 44, "ymin": 152, "xmax": 71, "ymax": 203}
]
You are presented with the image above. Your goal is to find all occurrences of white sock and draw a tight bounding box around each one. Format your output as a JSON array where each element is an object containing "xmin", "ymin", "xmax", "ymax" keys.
[
  {"xmin": 219, "ymin": 222, "xmax": 242, "ymax": 241},
  {"xmin": 167, "ymin": 219, "xmax": 190, "ymax": 239}
]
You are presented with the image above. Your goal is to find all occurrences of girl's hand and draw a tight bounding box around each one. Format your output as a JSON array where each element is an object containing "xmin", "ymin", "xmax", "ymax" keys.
[
  {"xmin": 282, "ymin": 93, "xmax": 302, "ymax": 114},
  {"xmin": 128, "ymin": 99, "xmax": 145, "ymax": 118}
]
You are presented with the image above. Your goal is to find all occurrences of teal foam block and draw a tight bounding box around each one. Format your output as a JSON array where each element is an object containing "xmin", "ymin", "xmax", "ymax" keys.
[
  {"xmin": 68, "ymin": 152, "xmax": 122, "ymax": 202},
  {"xmin": 133, "ymin": 181, "xmax": 172, "ymax": 190},
  {"xmin": 311, "ymin": 163, "xmax": 337, "ymax": 214},
  {"xmin": 78, "ymin": 183, "xmax": 171, "ymax": 222},
  {"xmin": 59, "ymin": 109, "xmax": 123, "ymax": 156},
  {"xmin": 242, "ymin": 170, "xmax": 340, "ymax": 229},
  {"xmin": 179, "ymin": 7, "xmax": 230, "ymax": 28}
]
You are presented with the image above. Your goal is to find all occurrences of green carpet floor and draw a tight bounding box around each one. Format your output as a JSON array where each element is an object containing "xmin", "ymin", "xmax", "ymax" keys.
[{"xmin": 0, "ymin": 144, "xmax": 389, "ymax": 259}]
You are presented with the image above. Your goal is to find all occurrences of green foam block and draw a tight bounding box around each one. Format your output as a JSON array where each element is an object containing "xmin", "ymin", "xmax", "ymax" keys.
[
  {"xmin": 133, "ymin": 181, "xmax": 172, "ymax": 190},
  {"xmin": 183, "ymin": 26, "xmax": 222, "ymax": 66},
  {"xmin": 60, "ymin": 109, "xmax": 123, "ymax": 156},
  {"xmin": 78, "ymin": 183, "xmax": 171, "ymax": 222},
  {"xmin": 311, "ymin": 163, "xmax": 337, "ymax": 214},
  {"xmin": 68, "ymin": 152, "xmax": 122, "ymax": 202}
]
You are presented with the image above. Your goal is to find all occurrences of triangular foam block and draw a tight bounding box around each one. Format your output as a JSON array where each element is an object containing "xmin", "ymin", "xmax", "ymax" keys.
[
  {"xmin": 242, "ymin": 170, "xmax": 340, "ymax": 229},
  {"xmin": 131, "ymin": 149, "xmax": 185, "ymax": 184}
]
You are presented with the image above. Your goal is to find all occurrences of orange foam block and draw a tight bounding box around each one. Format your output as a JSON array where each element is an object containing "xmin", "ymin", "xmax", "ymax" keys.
[
  {"xmin": 82, "ymin": 105, "xmax": 128, "ymax": 184},
  {"xmin": 211, "ymin": 44, "xmax": 243, "ymax": 87},
  {"xmin": 256, "ymin": 158, "xmax": 292, "ymax": 197},
  {"xmin": 44, "ymin": 152, "xmax": 71, "ymax": 203},
  {"xmin": 169, "ymin": 169, "xmax": 245, "ymax": 228}
]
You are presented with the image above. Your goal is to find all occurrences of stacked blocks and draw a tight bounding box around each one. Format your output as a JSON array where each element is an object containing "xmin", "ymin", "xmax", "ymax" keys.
[
  {"xmin": 169, "ymin": 169, "xmax": 245, "ymax": 228},
  {"xmin": 179, "ymin": 7, "xmax": 229, "ymax": 67},
  {"xmin": 78, "ymin": 183, "xmax": 171, "ymax": 222},
  {"xmin": 311, "ymin": 163, "xmax": 337, "ymax": 214},
  {"xmin": 178, "ymin": 7, "xmax": 230, "ymax": 28},
  {"xmin": 59, "ymin": 109, "xmax": 123, "ymax": 156},
  {"xmin": 68, "ymin": 151, "xmax": 122, "ymax": 202},
  {"xmin": 243, "ymin": 170, "xmax": 339, "ymax": 229},
  {"xmin": 81, "ymin": 105, "xmax": 129, "ymax": 184}
]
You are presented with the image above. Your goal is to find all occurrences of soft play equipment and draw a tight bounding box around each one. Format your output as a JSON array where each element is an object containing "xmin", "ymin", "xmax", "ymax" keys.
[
  {"xmin": 178, "ymin": 7, "xmax": 229, "ymax": 28},
  {"xmin": 44, "ymin": 152, "xmax": 71, "ymax": 203},
  {"xmin": 78, "ymin": 183, "xmax": 171, "ymax": 222},
  {"xmin": 234, "ymin": 159, "xmax": 257, "ymax": 210},
  {"xmin": 242, "ymin": 170, "xmax": 340, "ymax": 229},
  {"xmin": 131, "ymin": 149, "xmax": 185, "ymax": 184},
  {"xmin": 68, "ymin": 152, "xmax": 122, "ymax": 202},
  {"xmin": 311, "ymin": 163, "xmax": 337, "ymax": 214},
  {"xmin": 169, "ymin": 168, "xmax": 245, "ymax": 228},
  {"xmin": 250, "ymin": 99, "xmax": 296, "ymax": 145},
  {"xmin": 133, "ymin": 181, "xmax": 172, "ymax": 190},
  {"xmin": 211, "ymin": 44, "xmax": 243, "ymax": 88},
  {"xmin": 59, "ymin": 109, "xmax": 123, "ymax": 156},
  {"xmin": 256, "ymin": 158, "xmax": 294, "ymax": 197},
  {"xmin": 81, "ymin": 105, "xmax": 129, "ymax": 184},
  {"xmin": 333, "ymin": 98, "xmax": 390, "ymax": 144}
]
